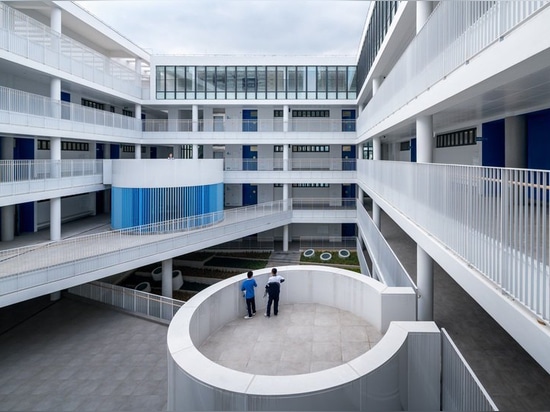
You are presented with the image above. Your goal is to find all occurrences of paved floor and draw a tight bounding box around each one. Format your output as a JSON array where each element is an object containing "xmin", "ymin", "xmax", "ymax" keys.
[
  {"xmin": 1, "ymin": 212, "xmax": 550, "ymax": 410},
  {"xmin": 199, "ymin": 303, "xmax": 382, "ymax": 376}
]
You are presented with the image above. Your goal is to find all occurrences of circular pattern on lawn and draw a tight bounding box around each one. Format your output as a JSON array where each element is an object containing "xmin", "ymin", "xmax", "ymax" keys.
[
  {"xmin": 320, "ymin": 252, "xmax": 332, "ymax": 261},
  {"xmin": 338, "ymin": 249, "xmax": 351, "ymax": 259},
  {"xmin": 303, "ymin": 249, "xmax": 315, "ymax": 258}
]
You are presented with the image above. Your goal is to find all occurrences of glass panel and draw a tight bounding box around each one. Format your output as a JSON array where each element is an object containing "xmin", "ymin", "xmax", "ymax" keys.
[
  {"xmin": 206, "ymin": 66, "xmax": 216, "ymax": 99},
  {"xmin": 276, "ymin": 67, "xmax": 285, "ymax": 99},
  {"xmin": 256, "ymin": 66, "xmax": 266, "ymax": 99},
  {"xmin": 307, "ymin": 66, "xmax": 316, "ymax": 99},
  {"xmin": 196, "ymin": 66, "xmax": 206, "ymax": 99},
  {"xmin": 297, "ymin": 66, "xmax": 306, "ymax": 99},
  {"xmin": 226, "ymin": 66, "xmax": 236, "ymax": 99},
  {"xmin": 236, "ymin": 66, "xmax": 246, "ymax": 99},
  {"xmin": 337, "ymin": 67, "xmax": 347, "ymax": 99},
  {"xmin": 156, "ymin": 66, "xmax": 165, "ymax": 99},
  {"xmin": 347, "ymin": 66, "xmax": 357, "ymax": 99},
  {"xmin": 245, "ymin": 66, "xmax": 256, "ymax": 99},
  {"xmin": 317, "ymin": 66, "xmax": 327, "ymax": 99},
  {"xmin": 175, "ymin": 66, "xmax": 186, "ymax": 99},
  {"xmin": 186, "ymin": 66, "xmax": 195, "ymax": 99},
  {"xmin": 267, "ymin": 66, "xmax": 276, "ymax": 99},
  {"xmin": 327, "ymin": 66, "xmax": 337, "ymax": 99},
  {"xmin": 215, "ymin": 67, "xmax": 226, "ymax": 99},
  {"xmin": 165, "ymin": 66, "xmax": 175, "ymax": 99},
  {"xmin": 287, "ymin": 66, "xmax": 296, "ymax": 99}
]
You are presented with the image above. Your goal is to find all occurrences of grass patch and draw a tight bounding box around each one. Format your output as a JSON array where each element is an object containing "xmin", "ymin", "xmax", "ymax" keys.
[{"xmin": 300, "ymin": 250, "xmax": 359, "ymax": 266}]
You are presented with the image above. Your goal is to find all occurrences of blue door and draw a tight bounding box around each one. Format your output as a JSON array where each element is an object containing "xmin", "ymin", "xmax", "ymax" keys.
[
  {"xmin": 110, "ymin": 144, "xmax": 120, "ymax": 159},
  {"xmin": 242, "ymin": 110, "xmax": 257, "ymax": 132},
  {"xmin": 243, "ymin": 145, "xmax": 258, "ymax": 170},
  {"xmin": 342, "ymin": 109, "xmax": 356, "ymax": 132},
  {"xmin": 243, "ymin": 184, "xmax": 258, "ymax": 206},
  {"xmin": 61, "ymin": 91, "xmax": 70, "ymax": 119},
  {"xmin": 14, "ymin": 138, "xmax": 35, "ymax": 233},
  {"xmin": 342, "ymin": 145, "xmax": 356, "ymax": 171}
]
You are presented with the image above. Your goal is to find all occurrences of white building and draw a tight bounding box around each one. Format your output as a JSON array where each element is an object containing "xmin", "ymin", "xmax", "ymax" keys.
[{"xmin": 1, "ymin": 1, "xmax": 549, "ymax": 410}]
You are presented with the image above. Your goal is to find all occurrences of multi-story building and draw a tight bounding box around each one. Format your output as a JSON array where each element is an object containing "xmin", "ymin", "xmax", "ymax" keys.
[{"xmin": 1, "ymin": 1, "xmax": 550, "ymax": 409}]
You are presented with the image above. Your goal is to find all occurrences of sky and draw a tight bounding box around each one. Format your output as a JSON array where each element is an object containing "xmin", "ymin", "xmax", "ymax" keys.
[{"xmin": 76, "ymin": 1, "xmax": 370, "ymax": 56}]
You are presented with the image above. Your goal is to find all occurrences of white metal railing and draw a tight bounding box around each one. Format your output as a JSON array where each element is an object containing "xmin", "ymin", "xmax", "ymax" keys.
[
  {"xmin": 361, "ymin": 1, "xmax": 549, "ymax": 134},
  {"xmin": 142, "ymin": 118, "xmax": 355, "ymax": 133},
  {"xmin": 68, "ymin": 281, "xmax": 184, "ymax": 322},
  {"xmin": 0, "ymin": 86, "xmax": 140, "ymax": 135},
  {"xmin": 292, "ymin": 197, "xmax": 356, "ymax": 210},
  {"xmin": 0, "ymin": 200, "xmax": 292, "ymax": 294},
  {"xmin": 0, "ymin": 3, "xmax": 143, "ymax": 97},
  {"xmin": 358, "ymin": 160, "xmax": 550, "ymax": 322},
  {"xmin": 357, "ymin": 200, "xmax": 416, "ymax": 289},
  {"xmin": 225, "ymin": 158, "xmax": 357, "ymax": 171},
  {"xmin": 0, "ymin": 160, "xmax": 103, "ymax": 184},
  {"xmin": 441, "ymin": 328, "xmax": 499, "ymax": 411},
  {"xmin": 298, "ymin": 236, "xmax": 356, "ymax": 250}
]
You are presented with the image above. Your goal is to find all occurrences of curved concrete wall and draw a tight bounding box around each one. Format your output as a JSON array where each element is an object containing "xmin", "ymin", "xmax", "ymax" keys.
[{"xmin": 167, "ymin": 266, "xmax": 440, "ymax": 411}]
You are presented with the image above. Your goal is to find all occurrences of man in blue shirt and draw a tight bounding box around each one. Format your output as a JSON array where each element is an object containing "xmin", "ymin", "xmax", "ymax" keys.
[{"xmin": 241, "ymin": 271, "xmax": 257, "ymax": 319}]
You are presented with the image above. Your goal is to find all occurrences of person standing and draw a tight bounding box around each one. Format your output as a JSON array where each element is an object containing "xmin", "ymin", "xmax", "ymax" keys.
[
  {"xmin": 264, "ymin": 267, "xmax": 285, "ymax": 317},
  {"xmin": 241, "ymin": 271, "xmax": 257, "ymax": 319}
]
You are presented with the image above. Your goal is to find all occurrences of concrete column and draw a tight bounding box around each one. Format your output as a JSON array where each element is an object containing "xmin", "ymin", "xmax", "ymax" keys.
[
  {"xmin": 505, "ymin": 116, "xmax": 527, "ymax": 168},
  {"xmin": 50, "ymin": 137, "xmax": 61, "ymax": 178},
  {"xmin": 417, "ymin": 245, "xmax": 434, "ymax": 321},
  {"xmin": 50, "ymin": 291, "xmax": 61, "ymax": 301},
  {"xmin": 135, "ymin": 103, "xmax": 142, "ymax": 121},
  {"xmin": 192, "ymin": 105, "xmax": 199, "ymax": 132},
  {"xmin": 416, "ymin": 1, "xmax": 433, "ymax": 33},
  {"xmin": 372, "ymin": 203, "xmax": 381, "ymax": 230},
  {"xmin": 1, "ymin": 205, "xmax": 15, "ymax": 242},
  {"xmin": 162, "ymin": 259, "xmax": 173, "ymax": 298},
  {"xmin": 373, "ymin": 136, "xmax": 382, "ymax": 161},
  {"xmin": 283, "ymin": 225, "xmax": 289, "ymax": 252},
  {"xmin": 135, "ymin": 144, "xmax": 141, "ymax": 159},
  {"xmin": 283, "ymin": 144, "xmax": 289, "ymax": 171},
  {"xmin": 50, "ymin": 7, "xmax": 62, "ymax": 34},
  {"xmin": 283, "ymin": 183, "xmax": 290, "ymax": 211},
  {"xmin": 168, "ymin": 107, "xmax": 178, "ymax": 132},
  {"xmin": 192, "ymin": 144, "xmax": 199, "ymax": 159},
  {"xmin": 283, "ymin": 105, "xmax": 289, "ymax": 132},
  {"xmin": 50, "ymin": 197, "xmax": 61, "ymax": 241},
  {"xmin": 416, "ymin": 115, "xmax": 433, "ymax": 163},
  {"xmin": 372, "ymin": 76, "xmax": 382, "ymax": 95}
]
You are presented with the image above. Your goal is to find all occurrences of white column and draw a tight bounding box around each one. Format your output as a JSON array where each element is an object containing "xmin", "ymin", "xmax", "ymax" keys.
[
  {"xmin": 283, "ymin": 105, "xmax": 289, "ymax": 132},
  {"xmin": 372, "ymin": 203, "xmax": 381, "ymax": 230},
  {"xmin": 192, "ymin": 105, "xmax": 199, "ymax": 132},
  {"xmin": 50, "ymin": 291, "xmax": 61, "ymax": 301},
  {"xmin": 373, "ymin": 136, "xmax": 381, "ymax": 161},
  {"xmin": 1, "ymin": 205, "xmax": 15, "ymax": 242},
  {"xmin": 50, "ymin": 197, "xmax": 61, "ymax": 241},
  {"xmin": 283, "ymin": 183, "xmax": 290, "ymax": 211},
  {"xmin": 372, "ymin": 76, "xmax": 382, "ymax": 95},
  {"xmin": 192, "ymin": 144, "xmax": 199, "ymax": 159},
  {"xmin": 283, "ymin": 144, "xmax": 289, "ymax": 171},
  {"xmin": 50, "ymin": 7, "xmax": 62, "ymax": 34},
  {"xmin": 135, "ymin": 144, "xmax": 141, "ymax": 159},
  {"xmin": 505, "ymin": 116, "xmax": 527, "ymax": 168},
  {"xmin": 168, "ymin": 107, "xmax": 178, "ymax": 132},
  {"xmin": 416, "ymin": 115, "xmax": 433, "ymax": 163},
  {"xmin": 416, "ymin": 1, "xmax": 433, "ymax": 33},
  {"xmin": 417, "ymin": 246, "xmax": 434, "ymax": 321},
  {"xmin": 162, "ymin": 259, "xmax": 173, "ymax": 298},
  {"xmin": 283, "ymin": 226, "xmax": 289, "ymax": 252}
]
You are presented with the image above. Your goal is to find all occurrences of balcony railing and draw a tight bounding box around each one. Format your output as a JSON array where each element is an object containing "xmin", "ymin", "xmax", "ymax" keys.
[
  {"xmin": 225, "ymin": 158, "xmax": 357, "ymax": 171},
  {"xmin": 0, "ymin": 86, "xmax": 140, "ymax": 136},
  {"xmin": 361, "ymin": 1, "xmax": 549, "ymax": 134},
  {"xmin": 0, "ymin": 160, "xmax": 103, "ymax": 184},
  {"xmin": 358, "ymin": 160, "xmax": 550, "ymax": 323},
  {"xmin": 0, "ymin": 3, "xmax": 143, "ymax": 98},
  {"xmin": 142, "ymin": 118, "xmax": 355, "ymax": 133}
]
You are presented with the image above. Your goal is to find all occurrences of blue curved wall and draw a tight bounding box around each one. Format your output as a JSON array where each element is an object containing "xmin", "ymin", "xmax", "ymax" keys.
[{"xmin": 111, "ymin": 183, "xmax": 223, "ymax": 230}]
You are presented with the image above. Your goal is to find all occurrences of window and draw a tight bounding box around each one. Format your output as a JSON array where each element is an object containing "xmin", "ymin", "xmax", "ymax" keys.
[
  {"xmin": 400, "ymin": 141, "xmax": 410, "ymax": 151},
  {"xmin": 436, "ymin": 128, "xmax": 477, "ymax": 148},
  {"xmin": 81, "ymin": 98, "xmax": 104, "ymax": 111},
  {"xmin": 292, "ymin": 145, "xmax": 330, "ymax": 152}
]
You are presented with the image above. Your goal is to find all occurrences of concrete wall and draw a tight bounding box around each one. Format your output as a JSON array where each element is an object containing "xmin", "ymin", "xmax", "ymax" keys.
[{"xmin": 167, "ymin": 266, "xmax": 439, "ymax": 411}]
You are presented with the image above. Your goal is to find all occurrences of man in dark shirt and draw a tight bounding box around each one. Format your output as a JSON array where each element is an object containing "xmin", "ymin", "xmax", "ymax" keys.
[{"xmin": 264, "ymin": 268, "xmax": 285, "ymax": 317}]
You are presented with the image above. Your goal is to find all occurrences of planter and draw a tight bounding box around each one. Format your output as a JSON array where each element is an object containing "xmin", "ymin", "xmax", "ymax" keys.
[
  {"xmin": 303, "ymin": 249, "xmax": 315, "ymax": 258},
  {"xmin": 320, "ymin": 252, "xmax": 332, "ymax": 261},
  {"xmin": 172, "ymin": 270, "xmax": 184, "ymax": 290},
  {"xmin": 135, "ymin": 282, "xmax": 151, "ymax": 293},
  {"xmin": 338, "ymin": 249, "xmax": 350, "ymax": 259},
  {"xmin": 151, "ymin": 266, "xmax": 163, "ymax": 281}
]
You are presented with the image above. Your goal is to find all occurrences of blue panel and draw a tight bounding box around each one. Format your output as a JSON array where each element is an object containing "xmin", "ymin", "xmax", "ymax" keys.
[
  {"xmin": 527, "ymin": 108, "xmax": 550, "ymax": 170},
  {"xmin": 19, "ymin": 202, "xmax": 34, "ymax": 233},
  {"xmin": 342, "ymin": 109, "xmax": 356, "ymax": 132},
  {"xmin": 96, "ymin": 143, "xmax": 104, "ymax": 159},
  {"xmin": 342, "ymin": 145, "xmax": 356, "ymax": 170},
  {"xmin": 243, "ymin": 184, "xmax": 257, "ymax": 206},
  {"xmin": 110, "ymin": 144, "xmax": 120, "ymax": 159},
  {"xmin": 410, "ymin": 138, "xmax": 416, "ymax": 163},
  {"xmin": 111, "ymin": 183, "xmax": 224, "ymax": 230},
  {"xmin": 60, "ymin": 92, "xmax": 71, "ymax": 102},
  {"xmin": 14, "ymin": 138, "xmax": 34, "ymax": 160},
  {"xmin": 243, "ymin": 145, "xmax": 258, "ymax": 170},
  {"xmin": 242, "ymin": 110, "xmax": 257, "ymax": 132},
  {"xmin": 482, "ymin": 119, "xmax": 505, "ymax": 167}
]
